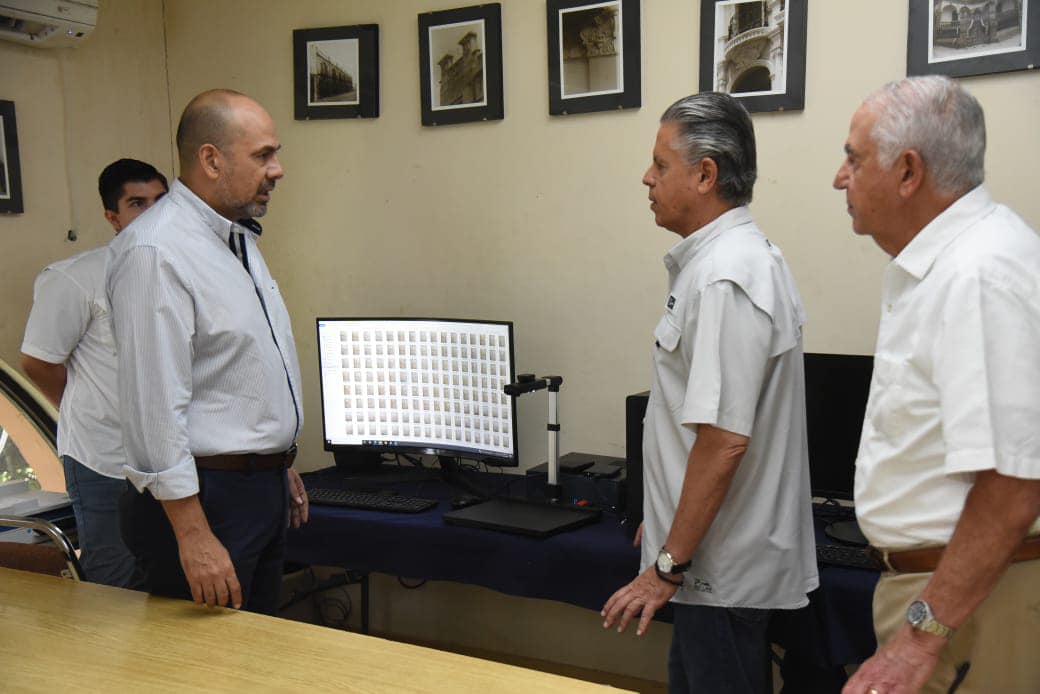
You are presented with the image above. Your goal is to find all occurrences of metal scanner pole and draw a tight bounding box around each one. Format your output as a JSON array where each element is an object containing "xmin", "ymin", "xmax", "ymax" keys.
[{"xmin": 504, "ymin": 374, "xmax": 564, "ymax": 501}]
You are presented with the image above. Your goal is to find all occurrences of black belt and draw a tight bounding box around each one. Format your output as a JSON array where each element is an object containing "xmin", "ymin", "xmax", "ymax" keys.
[{"xmin": 194, "ymin": 444, "xmax": 297, "ymax": 473}]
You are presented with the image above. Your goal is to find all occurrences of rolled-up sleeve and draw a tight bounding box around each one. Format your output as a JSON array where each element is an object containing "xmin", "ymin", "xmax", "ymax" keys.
[
  {"xmin": 108, "ymin": 244, "xmax": 200, "ymax": 499},
  {"xmin": 681, "ymin": 279, "xmax": 773, "ymax": 437}
]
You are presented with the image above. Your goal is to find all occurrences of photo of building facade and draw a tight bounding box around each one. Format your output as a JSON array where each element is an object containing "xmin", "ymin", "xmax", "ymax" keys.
[
  {"xmin": 931, "ymin": 0, "xmax": 1025, "ymax": 60},
  {"xmin": 713, "ymin": 0, "xmax": 787, "ymax": 95}
]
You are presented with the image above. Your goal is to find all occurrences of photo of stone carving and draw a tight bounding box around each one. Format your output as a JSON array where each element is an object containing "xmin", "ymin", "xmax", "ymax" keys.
[
  {"xmin": 712, "ymin": 0, "xmax": 788, "ymax": 96},
  {"xmin": 929, "ymin": 0, "xmax": 1026, "ymax": 63},
  {"xmin": 429, "ymin": 19, "xmax": 487, "ymax": 110},
  {"xmin": 307, "ymin": 39, "xmax": 360, "ymax": 106},
  {"xmin": 560, "ymin": 1, "xmax": 622, "ymax": 98}
]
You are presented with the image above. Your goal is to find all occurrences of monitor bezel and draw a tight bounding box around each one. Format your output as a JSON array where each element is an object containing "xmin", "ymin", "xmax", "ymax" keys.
[{"xmin": 315, "ymin": 316, "xmax": 520, "ymax": 468}]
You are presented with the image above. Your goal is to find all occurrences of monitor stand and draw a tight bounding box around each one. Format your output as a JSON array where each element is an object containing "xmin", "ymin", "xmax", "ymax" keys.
[{"xmin": 824, "ymin": 519, "xmax": 869, "ymax": 547}]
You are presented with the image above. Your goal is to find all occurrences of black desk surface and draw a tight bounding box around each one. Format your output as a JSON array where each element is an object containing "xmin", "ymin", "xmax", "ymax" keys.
[{"xmin": 286, "ymin": 465, "xmax": 878, "ymax": 669}]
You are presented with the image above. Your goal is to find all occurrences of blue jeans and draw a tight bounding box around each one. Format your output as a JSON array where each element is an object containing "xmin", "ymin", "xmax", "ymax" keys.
[
  {"xmin": 61, "ymin": 455, "xmax": 141, "ymax": 588},
  {"xmin": 668, "ymin": 603, "xmax": 773, "ymax": 694}
]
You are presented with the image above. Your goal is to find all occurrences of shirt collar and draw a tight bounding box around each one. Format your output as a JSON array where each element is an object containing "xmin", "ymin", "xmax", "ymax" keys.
[
  {"xmin": 892, "ymin": 186, "xmax": 994, "ymax": 280},
  {"xmin": 664, "ymin": 206, "xmax": 753, "ymax": 275},
  {"xmin": 170, "ymin": 179, "xmax": 264, "ymax": 245}
]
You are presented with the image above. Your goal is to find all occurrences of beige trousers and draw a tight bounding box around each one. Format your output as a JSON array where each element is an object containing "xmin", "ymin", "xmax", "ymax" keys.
[{"xmin": 872, "ymin": 559, "xmax": 1040, "ymax": 693}]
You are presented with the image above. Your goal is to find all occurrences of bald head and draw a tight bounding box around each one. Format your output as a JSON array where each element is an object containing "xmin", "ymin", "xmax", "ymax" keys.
[
  {"xmin": 176, "ymin": 89, "xmax": 251, "ymax": 174},
  {"xmin": 175, "ymin": 89, "xmax": 284, "ymax": 220}
]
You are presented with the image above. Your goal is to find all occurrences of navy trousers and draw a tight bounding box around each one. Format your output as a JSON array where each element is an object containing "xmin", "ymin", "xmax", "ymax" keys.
[
  {"xmin": 120, "ymin": 467, "xmax": 288, "ymax": 615},
  {"xmin": 668, "ymin": 602, "xmax": 773, "ymax": 694}
]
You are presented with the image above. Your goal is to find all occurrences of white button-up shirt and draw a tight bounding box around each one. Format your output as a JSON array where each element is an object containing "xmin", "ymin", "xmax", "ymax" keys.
[
  {"xmin": 855, "ymin": 187, "xmax": 1040, "ymax": 549},
  {"xmin": 107, "ymin": 180, "xmax": 303, "ymax": 500},
  {"xmin": 21, "ymin": 246, "xmax": 124, "ymax": 478},
  {"xmin": 641, "ymin": 207, "xmax": 818, "ymax": 609}
]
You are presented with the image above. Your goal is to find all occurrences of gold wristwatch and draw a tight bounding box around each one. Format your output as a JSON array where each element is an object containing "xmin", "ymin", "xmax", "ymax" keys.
[{"xmin": 906, "ymin": 599, "xmax": 955, "ymax": 640}]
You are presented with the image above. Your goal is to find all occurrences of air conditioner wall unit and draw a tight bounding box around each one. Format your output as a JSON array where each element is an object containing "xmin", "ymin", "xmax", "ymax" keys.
[{"xmin": 0, "ymin": 0, "xmax": 98, "ymax": 48}]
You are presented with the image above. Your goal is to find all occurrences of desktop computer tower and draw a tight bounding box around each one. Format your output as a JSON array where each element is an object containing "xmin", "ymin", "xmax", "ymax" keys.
[{"xmin": 624, "ymin": 391, "xmax": 649, "ymax": 537}]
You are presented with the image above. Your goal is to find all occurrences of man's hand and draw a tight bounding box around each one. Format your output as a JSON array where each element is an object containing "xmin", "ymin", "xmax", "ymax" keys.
[
  {"xmin": 842, "ymin": 624, "xmax": 945, "ymax": 694},
  {"xmin": 287, "ymin": 467, "xmax": 309, "ymax": 529},
  {"xmin": 161, "ymin": 495, "xmax": 242, "ymax": 609},
  {"xmin": 601, "ymin": 565, "xmax": 679, "ymax": 636}
]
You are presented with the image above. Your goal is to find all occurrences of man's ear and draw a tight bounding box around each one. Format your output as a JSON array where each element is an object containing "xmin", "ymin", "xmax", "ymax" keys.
[
  {"xmin": 695, "ymin": 157, "xmax": 719, "ymax": 195},
  {"xmin": 104, "ymin": 209, "xmax": 122, "ymax": 232},
  {"xmin": 896, "ymin": 149, "xmax": 926, "ymax": 199},
  {"xmin": 198, "ymin": 144, "xmax": 223, "ymax": 181}
]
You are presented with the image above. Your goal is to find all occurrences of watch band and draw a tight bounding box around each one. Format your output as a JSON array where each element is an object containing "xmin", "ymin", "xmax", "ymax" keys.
[
  {"xmin": 907, "ymin": 599, "xmax": 955, "ymax": 640},
  {"xmin": 654, "ymin": 565, "xmax": 683, "ymax": 586}
]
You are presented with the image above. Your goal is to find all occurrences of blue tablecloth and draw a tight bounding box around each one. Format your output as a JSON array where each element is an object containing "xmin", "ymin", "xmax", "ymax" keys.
[{"xmin": 287, "ymin": 466, "xmax": 878, "ymax": 669}]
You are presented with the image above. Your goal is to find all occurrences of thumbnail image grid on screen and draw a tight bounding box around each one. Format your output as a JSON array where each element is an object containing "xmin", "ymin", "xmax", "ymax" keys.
[{"xmin": 318, "ymin": 318, "xmax": 516, "ymax": 462}]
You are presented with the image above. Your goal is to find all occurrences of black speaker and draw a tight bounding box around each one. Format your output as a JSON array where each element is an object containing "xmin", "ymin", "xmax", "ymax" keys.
[{"xmin": 624, "ymin": 391, "xmax": 650, "ymax": 536}]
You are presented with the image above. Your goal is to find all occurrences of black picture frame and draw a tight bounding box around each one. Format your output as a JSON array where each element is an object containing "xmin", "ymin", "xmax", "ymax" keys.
[
  {"xmin": 418, "ymin": 3, "xmax": 504, "ymax": 126},
  {"xmin": 293, "ymin": 24, "xmax": 379, "ymax": 120},
  {"xmin": 698, "ymin": 0, "xmax": 807, "ymax": 113},
  {"xmin": 907, "ymin": 0, "xmax": 1037, "ymax": 78},
  {"xmin": 547, "ymin": 0, "xmax": 641, "ymax": 116},
  {"xmin": 0, "ymin": 100, "xmax": 23, "ymax": 215}
]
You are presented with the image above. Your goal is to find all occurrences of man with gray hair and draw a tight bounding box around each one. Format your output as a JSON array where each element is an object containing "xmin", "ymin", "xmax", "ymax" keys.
[
  {"xmin": 602, "ymin": 92, "xmax": 818, "ymax": 693},
  {"xmin": 835, "ymin": 76, "xmax": 1040, "ymax": 693}
]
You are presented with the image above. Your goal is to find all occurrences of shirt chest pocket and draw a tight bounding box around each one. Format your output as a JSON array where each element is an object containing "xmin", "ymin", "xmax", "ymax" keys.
[{"xmin": 652, "ymin": 314, "xmax": 687, "ymax": 413}]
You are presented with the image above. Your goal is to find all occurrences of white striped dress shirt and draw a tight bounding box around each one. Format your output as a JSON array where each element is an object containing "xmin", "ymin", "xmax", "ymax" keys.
[{"xmin": 106, "ymin": 179, "xmax": 303, "ymax": 500}]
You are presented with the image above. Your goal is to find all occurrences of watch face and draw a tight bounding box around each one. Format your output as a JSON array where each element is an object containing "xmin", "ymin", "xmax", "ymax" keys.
[
  {"xmin": 907, "ymin": 600, "xmax": 928, "ymax": 626},
  {"xmin": 656, "ymin": 551, "xmax": 674, "ymax": 573}
]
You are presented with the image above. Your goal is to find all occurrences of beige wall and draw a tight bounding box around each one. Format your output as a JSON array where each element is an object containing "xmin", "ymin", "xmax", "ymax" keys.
[
  {"xmin": 2, "ymin": 0, "xmax": 1039, "ymax": 683},
  {"xmin": 0, "ymin": 0, "xmax": 172, "ymax": 365}
]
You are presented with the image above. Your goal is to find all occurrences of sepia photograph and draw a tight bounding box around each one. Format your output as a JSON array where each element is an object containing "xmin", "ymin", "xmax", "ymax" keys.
[
  {"xmin": 307, "ymin": 38, "xmax": 360, "ymax": 105},
  {"xmin": 0, "ymin": 100, "xmax": 23, "ymax": 214},
  {"xmin": 929, "ymin": 0, "xmax": 1027, "ymax": 63},
  {"xmin": 560, "ymin": 1, "xmax": 622, "ymax": 98},
  {"xmin": 428, "ymin": 19, "xmax": 488, "ymax": 110},
  {"xmin": 699, "ymin": 0, "xmax": 807, "ymax": 113},
  {"xmin": 712, "ymin": 0, "xmax": 788, "ymax": 96},
  {"xmin": 418, "ymin": 4, "xmax": 503, "ymax": 126},
  {"xmin": 909, "ymin": 0, "xmax": 1037, "ymax": 77},
  {"xmin": 293, "ymin": 24, "xmax": 379, "ymax": 120},
  {"xmin": 547, "ymin": 0, "xmax": 640, "ymax": 116}
]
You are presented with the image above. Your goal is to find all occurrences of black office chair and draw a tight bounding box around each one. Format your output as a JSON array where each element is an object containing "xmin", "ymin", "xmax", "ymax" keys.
[{"xmin": 0, "ymin": 514, "xmax": 84, "ymax": 581}]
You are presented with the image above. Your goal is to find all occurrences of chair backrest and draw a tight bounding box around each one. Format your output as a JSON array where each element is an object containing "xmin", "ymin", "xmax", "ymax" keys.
[{"xmin": 0, "ymin": 514, "xmax": 84, "ymax": 581}]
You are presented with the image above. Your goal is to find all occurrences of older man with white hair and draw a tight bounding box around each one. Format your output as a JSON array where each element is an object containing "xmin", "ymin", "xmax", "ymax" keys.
[{"xmin": 834, "ymin": 76, "xmax": 1040, "ymax": 694}]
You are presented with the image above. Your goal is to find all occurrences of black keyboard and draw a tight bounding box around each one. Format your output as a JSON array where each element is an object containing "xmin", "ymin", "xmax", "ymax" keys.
[
  {"xmin": 307, "ymin": 488, "xmax": 438, "ymax": 513},
  {"xmin": 816, "ymin": 543, "xmax": 882, "ymax": 571}
]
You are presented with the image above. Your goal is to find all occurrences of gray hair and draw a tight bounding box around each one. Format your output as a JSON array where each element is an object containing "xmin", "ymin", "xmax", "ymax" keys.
[
  {"xmin": 660, "ymin": 92, "xmax": 757, "ymax": 206},
  {"xmin": 864, "ymin": 75, "xmax": 985, "ymax": 196}
]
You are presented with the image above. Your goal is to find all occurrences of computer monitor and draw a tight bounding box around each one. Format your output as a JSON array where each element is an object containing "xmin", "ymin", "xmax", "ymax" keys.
[
  {"xmin": 316, "ymin": 317, "xmax": 519, "ymax": 469},
  {"xmin": 803, "ymin": 352, "xmax": 874, "ymax": 502}
]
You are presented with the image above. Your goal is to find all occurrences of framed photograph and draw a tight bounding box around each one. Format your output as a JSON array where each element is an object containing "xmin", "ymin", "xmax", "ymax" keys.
[
  {"xmin": 908, "ymin": 0, "xmax": 1037, "ymax": 78},
  {"xmin": 418, "ymin": 3, "xmax": 504, "ymax": 126},
  {"xmin": 0, "ymin": 100, "xmax": 23, "ymax": 215},
  {"xmin": 293, "ymin": 24, "xmax": 379, "ymax": 120},
  {"xmin": 698, "ymin": 0, "xmax": 808, "ymax": 113},
  {"xmin": 547, "ymin": 0, "xmax": 641, "ymax": 116}
]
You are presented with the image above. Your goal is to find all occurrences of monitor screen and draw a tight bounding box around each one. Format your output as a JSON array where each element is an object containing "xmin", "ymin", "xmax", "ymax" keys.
[
  {"xmin": 316, "ymin": 317, "xmax": 518, "ymax": 466},
  {"xmin": 803, "ymin": 352, "xmax": 874, "ymax": 501}
]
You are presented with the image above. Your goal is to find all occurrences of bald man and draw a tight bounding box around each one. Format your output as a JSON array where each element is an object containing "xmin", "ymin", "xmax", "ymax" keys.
[{"xmin": 107, "ymin": 90, "xmax": 308, "ymax": 614}]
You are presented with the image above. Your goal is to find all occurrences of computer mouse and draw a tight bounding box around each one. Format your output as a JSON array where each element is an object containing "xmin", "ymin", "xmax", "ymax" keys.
[{"xmin": 450, "ymin": 494, "xmax": 484, "ymax": 510}]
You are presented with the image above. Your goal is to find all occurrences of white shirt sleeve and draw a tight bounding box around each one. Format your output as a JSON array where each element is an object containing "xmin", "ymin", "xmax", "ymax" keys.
[
  {"xmin": 21, "ymin": 267, "xmax": 91, "ymax": 364},
  {"xmin": 681, "ymin": 279, "xmax": 773, "ymax": 437},
  {"xmin": 108, "ymin": 244, "xmax": 200, "ymax": 499},
  {"xmin": 935, "ymin": 269, "xmax": 1040, "ymax": 479}
]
